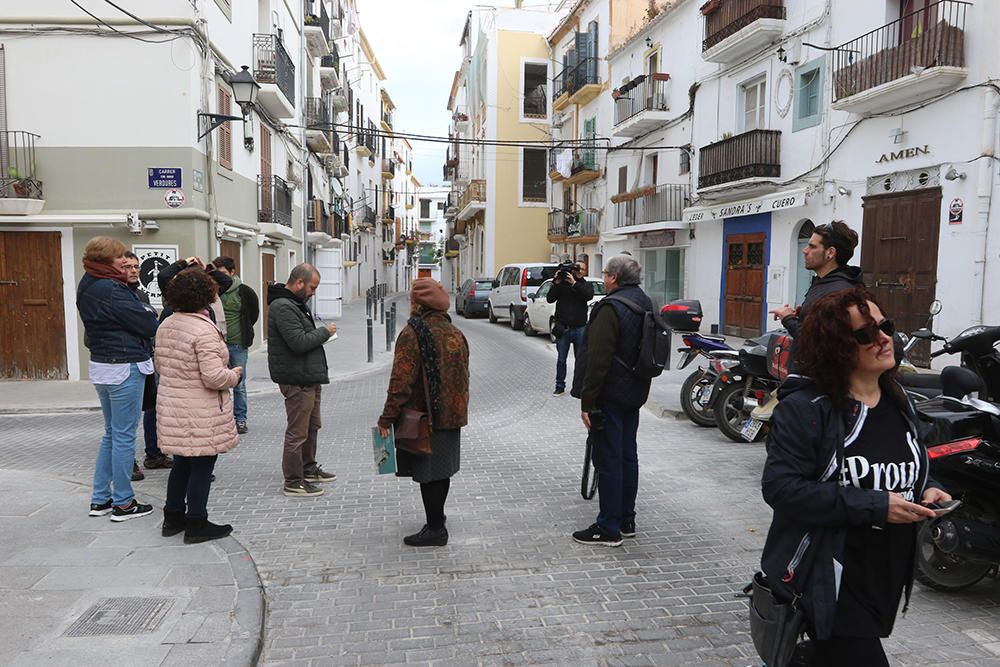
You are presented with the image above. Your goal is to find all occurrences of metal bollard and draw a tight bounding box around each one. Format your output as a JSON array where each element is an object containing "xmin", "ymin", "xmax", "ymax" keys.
[
  {"xmin": 390, "ymin": 302, "xmax": 397, "ymax": 340},
  {"xmin": 367, "ymin": 318, "xmax": 374, "ymax": 363},
  {"xmin": 385, "ymin": 312, "xmax": 392, "ymax": 351},
  {"xmin": 380, "ymin": 297, "xmax": 385, "ymax": 324}
]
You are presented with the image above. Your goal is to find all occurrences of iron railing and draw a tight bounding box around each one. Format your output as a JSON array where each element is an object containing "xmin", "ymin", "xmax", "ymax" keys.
[
  {"xmin": 547, "ymin": 210, "xmax": 566, "ymax": 237},
  {"xmin": 833, "ymin": 0, "xmax": 968, "ymax": 102},
  {"xmin": 304, "ymin": 0, "xmax": 331, "ymax": 43},
  {"xmin": 253, "ymin": 33, "xmax": 295, "ymax": 107},
  {"xmin": 615, "ymin": 184, "xmax": 690, "ymax": 228},
  {"xmin": 0, "ymin": 131, "xmax": 42, "ymax": 200},
  {"xmin": 459, "ymin": 179, "xmax": 486, "ymax": 211},
  {"xmin": 382, "ymin": 108, "xmax": 393, "ymax": 128},
  {"xmin": 703, "ymin": 0, "xmax": 785, "ymax": 51},
  {"xmin": 304, "ymin": 97, "xmax": 329, "ymax": 130},
  {"xmin": 321, "ymin": 44, "xmax": 340, "ymax": 73},
  {"xmin": 567, "ymin": 209, "xmax": 600, "ymax": 238},
  {"xmin": 381, "ymin": 158, "xmax": 395, "ymax": 178},
  {"xmin": 258, "ymin": 175, "xmax": 293, "ymax": 226},
  {"xmin": 571, "ymin": 142, "xmax": 599, "ymax": 174},
  {"xmin": 383, "ymin": 204, "xmax": 395, "ymax": 222},
  {"xmin": 307, "ymin": 198, "xmax": 330, "ymax": 235},
  {"xmin": 358, "ymin": 204, "xmax": 376, "ymax": 227},
  {"xmin": 614, "ymin": 75, "xmax": 670, "ymax": 126},
  {"xmin": 332, "ymin": 210, "xmax": 347, "ymax": 237},
  {"xmin": 698, "ymin": 129, "xmax": 781, "ymax": 189}
]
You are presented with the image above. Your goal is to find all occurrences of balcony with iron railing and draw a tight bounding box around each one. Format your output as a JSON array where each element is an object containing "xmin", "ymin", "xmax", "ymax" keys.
[
  {"xmin": 457, "ymin": 179, "xmax": 486, "ymax": 221},
  {"xmin": 319, "ymin": 46, "xmax": 341, "ymax": 90},
  {"xmin": 0, "ymin": 131, "xmax": 44, "ymax": 215},
  {"xmin": 566, "ymin": 144, "xmax": 601, "ymax": 186},
  {"xmin": 258, "ymin": 175, "xmax": 293, "ymax": 231},
  {"xmin": 307, "ymin": 198, "xmax": 331, "ymax": 236},
  {"xmin": 304, "ymin": 0, "xmax": 332, "ymax": 58},
  {"xmin": 304, "ymin": 97, "xmax": 332, "ymax": 154},
  {"xmin": 382, "ymin": 204, "xmax": 395, "ymax": 223},
  {"xmin": 832, "ymin": 0, "xmax": 969, "ymax": 114},
  {"xmin": 698, "ymin": 129, "xmax": 781, "ymax": 190},
  {"xmin": 381, "ymin": 108, "xmax": 394, "ymax": 134},
  {"xmin": 380, "ymin": 157, "xmax": 395, "ymax": 180},
  {"xmin": 547, "ymin": 210, "xmax": 567, "ymax": 241},
  {"xmin": 566, "ymin": 210, "xmax": 600, "ymax": 243},
  {"xmin": 701, "ymin": 0, "xmax": 785, "ymax": 65},
  {"xmin": 253, "ymin": 34, "xmax": 295, "ymax": 118},
  {"xmin": 354, "ymin": 128, "xmax": 374, "ymax": 158},
  {"xmin": 612, "ymin": 74, "xmax": 672, "ymax": 137},
  {"xmin": 548, "ymin": 144, "xmax": 565, "ymax": 181},
  {"xmin": 332, "ymin": 209, "xmax": 347, "ymax": 238},
  {"xmin": 614, "ymin": 184, "xmax": 690, "ymax": 229},
  {"xmin": 356, "ymin": 203, "xmax": 376, "ymax": 230},
  {"xmin": 452, "ymin": 105, "xmax": 469, "ymax": 132}
]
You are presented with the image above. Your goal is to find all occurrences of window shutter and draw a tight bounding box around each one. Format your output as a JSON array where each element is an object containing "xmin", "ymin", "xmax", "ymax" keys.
[{"xmin": 218, "ymin": 86, "xmax": 233, "ymax": 169}]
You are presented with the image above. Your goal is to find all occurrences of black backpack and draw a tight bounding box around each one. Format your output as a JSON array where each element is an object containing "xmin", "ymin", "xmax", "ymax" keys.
[{"xmin": 604, "ymin": 295, "xmax": 672, "ymax": 379}]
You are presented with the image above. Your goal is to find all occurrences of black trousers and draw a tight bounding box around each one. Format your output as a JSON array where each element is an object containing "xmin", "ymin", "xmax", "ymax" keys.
[
  {"xmin": 812, "ymin": 636, "xmax": 888, "ymax": 667},
  {"xmin": 419, "ymin": 478, "xmax": 450, "ymax": 530},
  {"xmin": 165, "ymin": 454, "xmax": 218, "ymax": 518}
]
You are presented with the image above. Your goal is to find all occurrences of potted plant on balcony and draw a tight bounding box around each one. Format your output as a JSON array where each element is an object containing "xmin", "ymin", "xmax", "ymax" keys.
[
  {"xmin": 7, "ymin": 166, "xmax": 37, "ymax": 198},
  {"xmin": 305, "ymin": 13, "xmax": 321, "ymax": 26}
]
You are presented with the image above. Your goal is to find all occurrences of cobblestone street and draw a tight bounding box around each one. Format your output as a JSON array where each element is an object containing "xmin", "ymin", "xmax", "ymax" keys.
[{"xmin": 4, "ymin": 314, "xmax": 1000, "ymax": 666}]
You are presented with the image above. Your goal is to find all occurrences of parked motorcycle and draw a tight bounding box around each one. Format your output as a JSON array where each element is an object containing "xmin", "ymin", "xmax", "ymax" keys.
[
  {"xmin": 916, "ymin": 366, "xmax": 1000, "ymax": 591},
  {"xmin": 710, "ymin": 332, "xmax": 790, "ymax": 443},
  {"xmin": 677, "ymin": 333, "xmax": 738, "ymax": 427}
]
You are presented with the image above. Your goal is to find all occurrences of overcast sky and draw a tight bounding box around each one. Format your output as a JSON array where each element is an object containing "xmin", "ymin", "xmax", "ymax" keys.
[{"xmin": 355, "ymin": 0, "xmax": 477, "ymax": 188}]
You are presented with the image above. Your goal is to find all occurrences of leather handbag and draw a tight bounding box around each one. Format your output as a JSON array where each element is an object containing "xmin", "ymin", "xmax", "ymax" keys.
[
  {"xmin": 747, "ymin": 570, "xmax": 810, "ymax": 667},
  {"xmin": 394, "ymin": 369, "xmax": 433, "ymax": 456}
]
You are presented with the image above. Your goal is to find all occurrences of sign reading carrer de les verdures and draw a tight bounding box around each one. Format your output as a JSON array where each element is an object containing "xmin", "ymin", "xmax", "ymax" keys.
[{"xmin": 148, "ymin": 168, "xmax": 182, "ymax": 189}]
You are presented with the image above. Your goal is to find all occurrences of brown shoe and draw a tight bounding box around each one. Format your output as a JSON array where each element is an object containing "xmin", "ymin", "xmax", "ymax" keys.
[
  {"xmin": 131, "ymin": 460, "xmax": 145, "ymax": 481},
  {"xmin": 143, "ymin": 455, "xmax": 173, "ymax": 469}
]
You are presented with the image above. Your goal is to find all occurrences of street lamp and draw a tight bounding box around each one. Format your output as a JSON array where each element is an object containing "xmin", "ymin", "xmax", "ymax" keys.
[{"xmin": 197, "ymin": 65, "xmax": 261, "ymax": 151}]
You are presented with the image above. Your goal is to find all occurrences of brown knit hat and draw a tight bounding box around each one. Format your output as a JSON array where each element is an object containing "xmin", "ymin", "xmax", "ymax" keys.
[{"xmin": 410, "ymin": 278, "xmax": 450, "ymax": 312}]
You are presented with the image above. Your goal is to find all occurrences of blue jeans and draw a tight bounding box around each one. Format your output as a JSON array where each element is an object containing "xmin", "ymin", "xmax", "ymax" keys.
[
  {"xmin": 593, "ymin": 403, "xmax": 640, "ymax": 538},
  {"xmin": 228, "ymin": 344, "xmax": 249, "ymax": 423},
  {"xmin": 555, "ymin": 325, "xmax": 584, "ymax": 391},
  {"xmin": 92, "ymin": 364, "xmax": 145, "ymax": 506}
]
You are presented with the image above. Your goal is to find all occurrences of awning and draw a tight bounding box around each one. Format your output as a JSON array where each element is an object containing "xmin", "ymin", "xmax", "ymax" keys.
[
  {"xmin": 682, "ymin": 188, "xmax": 807, "ymax": 224},
  {"xmin": 604, "ymin": 220, "xmax": 690, "ymax": 236}
]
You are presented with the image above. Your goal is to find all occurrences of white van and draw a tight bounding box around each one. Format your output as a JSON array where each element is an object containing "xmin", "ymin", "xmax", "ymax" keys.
[{"xmin": 488, "ymin": 262, "xmax": 559, "ymax": 330}]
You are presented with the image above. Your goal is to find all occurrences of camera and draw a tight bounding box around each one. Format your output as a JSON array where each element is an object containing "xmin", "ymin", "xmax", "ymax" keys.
[
  {"xmin": 555, "ymin": 260, "xmax": 577, "ymax": 280},
  {"xmin": 126, "ymin": 213, "xmax": 145, "ymax": 236}
]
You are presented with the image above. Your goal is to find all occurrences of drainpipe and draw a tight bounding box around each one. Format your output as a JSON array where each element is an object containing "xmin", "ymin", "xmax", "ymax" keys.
[
  {"xmin": 974, "ymin": 88, "xmax": 1000, "ymax": 325},
  {"xmin": 301, "ymin": 2, "xmax": 310, "ymax": 273}
]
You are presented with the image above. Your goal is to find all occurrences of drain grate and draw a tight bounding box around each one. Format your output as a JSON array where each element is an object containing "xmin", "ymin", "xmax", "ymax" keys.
[{"xmin": 63, "ymin": 597, "xmax": 174, "ymax": 637}]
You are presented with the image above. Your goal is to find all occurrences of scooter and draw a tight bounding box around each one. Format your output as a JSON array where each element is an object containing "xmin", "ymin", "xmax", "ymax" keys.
[
  {"xmin": 677, "ymin": 333, "xmax": 739, "ymax": 427},
  {"xmin": 710, "ymin": 332, "xmax": 789, "ymax": 443},
  {"xmin": 916, "ymin": 366, "xmax": 1000, "ymax": 591}
]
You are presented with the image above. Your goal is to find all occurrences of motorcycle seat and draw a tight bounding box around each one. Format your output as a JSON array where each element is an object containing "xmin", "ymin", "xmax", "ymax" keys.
[{"xmin": 899, "ymin": 373, "xmax": 942, "ymax": 389}]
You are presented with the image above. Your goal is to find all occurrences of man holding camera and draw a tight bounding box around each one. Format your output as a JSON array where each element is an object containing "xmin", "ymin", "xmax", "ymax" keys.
[{"xmin": 547, "ymin": 261, "xmax": 593, "ymax": 396}]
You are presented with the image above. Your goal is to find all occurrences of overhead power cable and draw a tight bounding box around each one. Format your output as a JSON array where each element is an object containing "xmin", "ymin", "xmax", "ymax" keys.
[
  {"xmin": 67, "ymin": 0, "xmax": 186, "ymax": 43},
  {"xmin": 99, "ymin": 0, "xmax": 181, "ymax": 34}
]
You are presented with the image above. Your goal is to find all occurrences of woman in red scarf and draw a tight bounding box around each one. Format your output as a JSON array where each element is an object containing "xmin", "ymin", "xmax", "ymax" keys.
[{"xmin": 76, "ymin": 237, "xmax": 159, "ymax": 521}]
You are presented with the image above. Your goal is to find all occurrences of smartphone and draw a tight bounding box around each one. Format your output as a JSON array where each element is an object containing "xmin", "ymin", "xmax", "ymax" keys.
[{"xmin": 928, "ymin": 499, "xmax": 962, "ymax": 516}]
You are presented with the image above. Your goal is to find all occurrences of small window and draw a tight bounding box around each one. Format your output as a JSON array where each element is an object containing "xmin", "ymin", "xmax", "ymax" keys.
[
  {"xmin": 679, "ymin": 148, "xmax": 690, "ymax": 175},
  {"xmin": 217, "ymin": 86, "xmax": 233, "ymax": 169},
  {"xmin": 741, "ymin": 76, "xmax": 767, "ymax": 132},
  {"xmin": 419, "ymin": 199, "xmax": 431, "ymax": 218},
  {"xmin": 618, "ymin": 165, "xmax": 628, "ymax": 194},
  {"xmin": 793, "ymin": 58, "xmax": 824, "ymax": 132},
  {"xmin": 522, "ymin": 148, "xmax": 547, "ymax": 203},
  {"xmin": 437, "ymin": 201, "xmax": 445, "ymax": 211},
  {"xmin": 522, "ymin": 62, "xmax": 547, "ymax": 118}
]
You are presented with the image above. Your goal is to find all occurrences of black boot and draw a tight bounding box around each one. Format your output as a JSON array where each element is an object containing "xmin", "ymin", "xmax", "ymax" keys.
[
  {"xmin": 183, "ymin": 517, "xmax": 233, "ymax": 544},
  {"xmin": 162, "ymin": 508, "xmax": 186, "ymax": 537},
  {"xmin": 403, "ymin": 525, "xmax": 448, "ymax": 547}
]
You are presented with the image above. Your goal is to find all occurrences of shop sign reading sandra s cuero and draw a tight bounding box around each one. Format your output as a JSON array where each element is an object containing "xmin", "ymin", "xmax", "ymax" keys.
[{"xmin": 682, "ymin": 189, "xmax": 807, "ymax": 223}]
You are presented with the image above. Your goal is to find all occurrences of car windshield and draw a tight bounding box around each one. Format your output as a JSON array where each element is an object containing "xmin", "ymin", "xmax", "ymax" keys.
[
  {"xmin": 589, "ymin": 280, "xmax": 606, "ymax": 295},
  {"xmin": 535, "ymin": 280, "xmax": 552, "ymax": 298},
  {"xmin": 524, "ymin": 266, "xmax": 557, "ymax": 286},
  {"xmin": 475, "ymin": 281, "xmax": 493, "ymax": 291}
]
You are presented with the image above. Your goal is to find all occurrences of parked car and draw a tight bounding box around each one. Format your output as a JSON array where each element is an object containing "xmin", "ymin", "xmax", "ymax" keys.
[
  {"xmin": 488, "ymin": 262, "xmax": 559, "ymax": 330},
  {"xmin": 455, "ymin": 277, "xmax": 494, "ymax": 318},
  {"xmin": 522, "ymin": 277, "xmax": 606, "ymax": 339}
]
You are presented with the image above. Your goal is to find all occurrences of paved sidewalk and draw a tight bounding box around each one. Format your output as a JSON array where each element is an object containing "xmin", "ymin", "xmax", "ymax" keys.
[
  {"xmin": 0, "ymin": 294, "xmax": 410, "ymax": 415},
  {"xmin": 0, "ymin": 469, "xmax": 263, "ymax": 666}
]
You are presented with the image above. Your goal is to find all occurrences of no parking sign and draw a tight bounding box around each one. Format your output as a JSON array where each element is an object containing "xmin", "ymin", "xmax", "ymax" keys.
[{"xmin": 949, "ymin": 197, "xmax": 964, "ymax": 224}]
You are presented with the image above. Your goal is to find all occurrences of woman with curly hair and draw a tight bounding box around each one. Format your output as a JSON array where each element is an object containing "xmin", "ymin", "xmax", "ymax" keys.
[
  {"xmin": 155, "ymin": 267, "xmax": 242, "ymax": 543},
  {"xmin": 376, "ymin": 279, "xmax": 469, "ymax": 547},
  {"xmin": 759, "ymin": 285, "xmax": 951, "ymax": 666}
]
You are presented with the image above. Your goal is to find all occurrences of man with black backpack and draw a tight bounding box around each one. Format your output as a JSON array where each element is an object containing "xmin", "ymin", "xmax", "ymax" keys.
[{"xmin": 571, "ymin": 254, "xmax": 662, "ymax": 547}]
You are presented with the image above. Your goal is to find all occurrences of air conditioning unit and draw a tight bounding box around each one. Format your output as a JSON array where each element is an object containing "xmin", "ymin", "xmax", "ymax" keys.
[{"xmin": 330, "ymin": 21, "xmax": 343, "ymax": 40}]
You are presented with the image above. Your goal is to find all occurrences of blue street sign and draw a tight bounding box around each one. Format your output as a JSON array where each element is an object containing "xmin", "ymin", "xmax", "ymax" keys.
[{"xmin": 148, "ymin": 168, "xmax": 182, "ymax": 189}]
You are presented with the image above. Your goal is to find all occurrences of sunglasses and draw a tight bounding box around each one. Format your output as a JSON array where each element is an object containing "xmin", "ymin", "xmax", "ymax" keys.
[{"xmin": 852, "ymin": 318, "xmax": 894, "ymax": 345}]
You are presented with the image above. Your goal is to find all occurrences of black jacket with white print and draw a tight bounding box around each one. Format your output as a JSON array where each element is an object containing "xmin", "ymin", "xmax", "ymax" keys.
[{"xmin": 758, "ymin": 375, "xmax": 943, "ymax": 641}]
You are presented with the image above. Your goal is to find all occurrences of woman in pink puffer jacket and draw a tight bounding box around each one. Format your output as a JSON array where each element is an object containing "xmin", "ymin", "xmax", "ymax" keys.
[{"xmin": 156, "ymin": 267, "xmax": 241, "ymax": 544}]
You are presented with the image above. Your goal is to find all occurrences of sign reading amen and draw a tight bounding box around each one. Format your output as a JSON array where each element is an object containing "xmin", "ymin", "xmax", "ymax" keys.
[
  {"xmin": 132, "ymin": 245, "xmax": 178, "ymax": 307},
  {"xmin": 876, "ymin": 145, "xmax": 930, "ymax": 164}
]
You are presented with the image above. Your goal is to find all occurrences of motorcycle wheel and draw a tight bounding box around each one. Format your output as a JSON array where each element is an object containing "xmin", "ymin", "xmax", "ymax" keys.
[
  {"xmin": 714, "ymin": 382, "xmax": 766, "ymax": 443},
  {"xmin": 680, "ymin": 369, "xmax": 717, "ymax": 427},
  {"xmin": 915, "ymin": 521, "xmax": 992, "ymax": 591}
]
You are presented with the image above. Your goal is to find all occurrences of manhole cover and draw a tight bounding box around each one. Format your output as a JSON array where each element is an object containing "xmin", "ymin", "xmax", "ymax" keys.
[{"xmin": 63, "ymin": 597, "xmax": 173, "ymax": 637}]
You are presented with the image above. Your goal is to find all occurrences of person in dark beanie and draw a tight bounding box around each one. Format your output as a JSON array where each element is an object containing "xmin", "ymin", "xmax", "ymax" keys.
[
  {"xmin": 156, "ymin": 267, "xmax": 242, "ymax": 543},
  {"xmin": 377, "ymin": 279, "xmax": 470, "ymax": 547},
  {"xmin": 212, "ymin": 256, "xmax": 259, "ymax": 434},
  {"xmin": 571, "ymin": 254, "xmax": 653, "ymax": 547}
]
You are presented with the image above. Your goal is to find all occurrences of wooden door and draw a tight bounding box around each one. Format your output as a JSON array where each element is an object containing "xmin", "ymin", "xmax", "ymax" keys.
[
  {"xmin": 0, "ymin": 232, "xmax": 67, "ymax": 379},
  {"xmin": 219, "ymin": 239, "xmax": 241, "ymax": 275},
  {"xmin": 862, "ymin": 188, "xmax": 941, "ymax": 366},
  {"xmin": 260, "ymin": 125, "xmax": 272, "ymax": 220},
  {"xmin": 262, "ymin": 253, "xmax": 275, "ymax": 340},
  {"xmin": 723, "ymin": 232, "xmax": 766, "ymax": 338}
]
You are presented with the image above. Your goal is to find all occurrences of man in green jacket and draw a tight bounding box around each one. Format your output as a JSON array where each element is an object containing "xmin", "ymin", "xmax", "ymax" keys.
[
  {"xmin": 267, "ymin": 264, "xmax": 338, "ymax": 497},
  {"xmin": 213, "ymin": 256, "xmax": 260, "ymax": 435}
]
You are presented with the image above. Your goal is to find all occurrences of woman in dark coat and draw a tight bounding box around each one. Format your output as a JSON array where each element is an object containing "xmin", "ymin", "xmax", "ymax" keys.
[
  {"xmin": 377, "ymin": 279, "xmax": 470, "ymax": 547},
  {"xmin": 760, "ymin": 286, "xmax": 950, "ymax": 665}
]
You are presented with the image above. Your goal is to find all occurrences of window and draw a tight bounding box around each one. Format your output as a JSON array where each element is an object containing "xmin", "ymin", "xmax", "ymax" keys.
[
  {"xmin": 793, "ymin": 58, "xmax": 824, "ymax": 132},
  {"xmin": 646, "ymin": 50, "xmax": 659, "ymax": 75},
  {"xmin": 217, "ymin": 86, "xmax": 233, "ymax": 169},
  {"xmin": 642, "ymin": 248, "xmax": 685, "ymax": 310},
  {"xmin": 740, "ymin": 76, "xmax": 767, "ymax": 132},
  {"xmin": 522, "ymin": 62, "xmax": 547, "ymax": 119},
  {"xmin": 618, "ymin": 166, "xmax": 628, "ymax": 194},
  {"xmin": 419, "ymin": 198, "xmax": 431, "ymax": 218},
  {"xmin": 437, "ymin": 201, "xmax": 445, "ymax": 211},
  {"xmin": 679, "ymin": 147, "xmax": 690, "ymax": 175},
  {"xmin": 521, "ymin": 148, "xmax": 547, "ymax": 203},
  {"xmin": 649, "ymin": 154, "xmax": 658, "ymax": 185}
]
